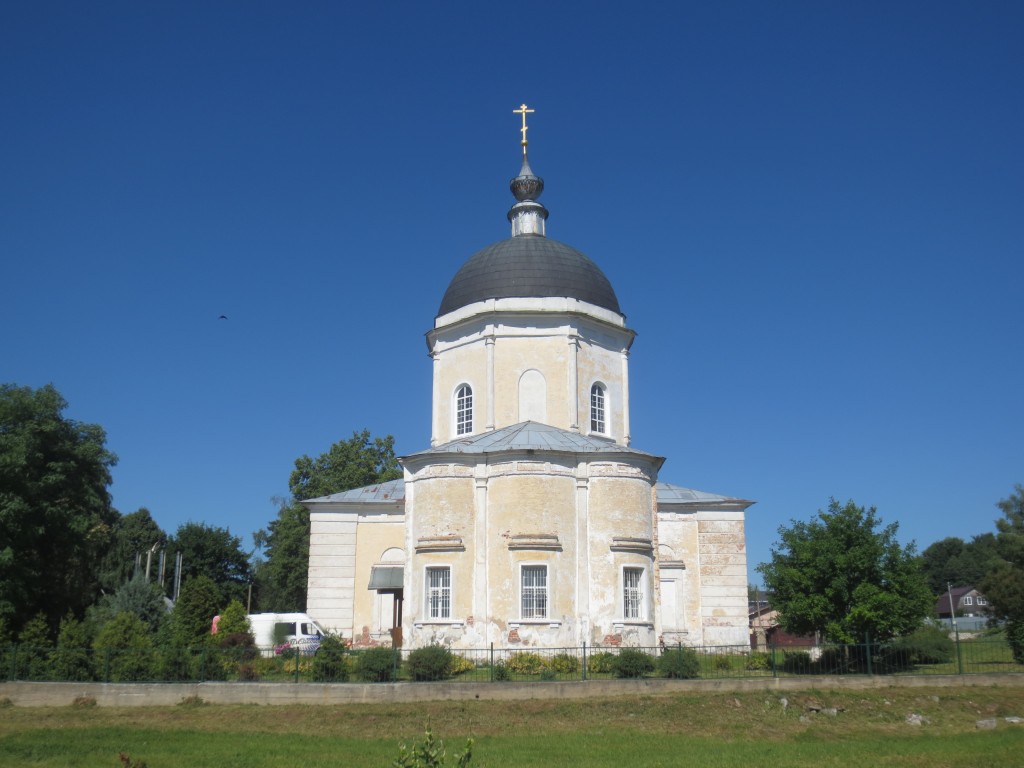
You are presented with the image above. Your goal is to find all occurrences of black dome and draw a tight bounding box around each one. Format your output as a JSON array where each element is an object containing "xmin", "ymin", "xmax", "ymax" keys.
[{"xmin": 438, "ymin": 235, "xmax": 620, "ymax": 316}]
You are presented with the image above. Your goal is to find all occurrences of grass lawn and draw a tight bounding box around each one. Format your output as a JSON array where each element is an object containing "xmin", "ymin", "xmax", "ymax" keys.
[{"xmin": 2, "ymin": 685, "xmax": 1024, "ymax": 767}]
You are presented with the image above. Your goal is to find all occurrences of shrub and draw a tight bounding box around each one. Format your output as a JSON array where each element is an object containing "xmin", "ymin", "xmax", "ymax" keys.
[
  {"xmin": 218, "ymin": 631, "xmax": 258, "ymax": 656},
  {"xmin": 50, "ymin": 613, "xmax": 94, "ymax": 682},
  {"xmin": 215, "ymin": 600, "xmax": 252, "ymax": 639},
  {"xmin": 658, "ymin": 647, "xmax": 700, "ymax": 679},
  {"xmin": 406, "ymin": 644, "xmax": 453, "ymax": 681},
  {"xmin": 14, "ymin": 613, "xmax": 52, "ymax": 680},
  {"xmin": 449, "ymin": 654, "xmax": 475, "ymax": 676},
  {"xmin": 781, "ymin": 650, "xmax": 812, "ymax": 674},
  {"xmin": 548, "ymin": 652, "xmax": 580, "ymax": 675},
  {"xmin": 815, "ymin": 646, "xmax": 855, "ymax": 674},
  {"xmin": 93, "ymin": 612, "xmax": 155, "ymax": 682},
  {"xmin": 155, "ymin": 646, "xmax": 195, "ymax": 682},
  {"xmin": 587, "ymin": 651, "xmax": 617, "ymax": 674},
  {"xmin": 745, "ymin": 652, "xmax": 771, "ymax": 671},
  {"xmin": 891, "ymin": 625, "xmax": 955, "ymax": 665},
  {"xmin": 1008, "ymin": 620, "xmax": 1024, "ymax": 665},
  {"xmin": 506, "ymin": 652, "xmax": 545, "ymax": 675},
  {"xmin": 539, "ymin": 668, "xmax": 557, "ymax": 681},
  {"xmin": 612, "ymin": 649, "xmax": 655, "ymax": 678},
  {"xmin": 492, "ymin": 661, "xmax": 510, "ymax": 681},
  {"xmin": 353, "ymin": 646, "xmax": 398, "ymax": 683},
  {"xmin": 711, "ymin": 654, "xmax": 733, "ymax": 671}
]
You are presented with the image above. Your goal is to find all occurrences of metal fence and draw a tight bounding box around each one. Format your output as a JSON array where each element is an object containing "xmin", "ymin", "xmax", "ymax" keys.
[{"xmin": 2, "ymin": 635, "xmax": 1020, "ymax": 685}]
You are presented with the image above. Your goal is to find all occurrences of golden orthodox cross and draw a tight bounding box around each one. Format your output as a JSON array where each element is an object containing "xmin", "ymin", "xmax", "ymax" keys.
[{"xmin": 513, "ymin": 103, "xmax": 534, "ymax": 154}]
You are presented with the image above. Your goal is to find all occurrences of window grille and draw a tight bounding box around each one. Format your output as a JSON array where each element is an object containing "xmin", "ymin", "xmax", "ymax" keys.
[
  {"xmin": 521, "ymin": 565, "xmax": 548, "ymax": 619},
  {"xmin": 456, "ymin": 385, "xmax": 473, "ymax": 435},
  {"xmin": 623, "ymin": 567, "xmax": 643, "ymax": 619},
  {"xmin": 963, "ymin": 596, "xmax": 973, "ymax": 606},
  {"xmin": 426, "ymin": 566, "xmax": 451, "ymax": 619}
]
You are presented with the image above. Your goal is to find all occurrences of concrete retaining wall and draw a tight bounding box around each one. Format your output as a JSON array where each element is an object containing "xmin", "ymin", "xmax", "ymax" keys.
[{"xmin": 3, "ymin": 674, "xmax": 1023, "ymax": 707}]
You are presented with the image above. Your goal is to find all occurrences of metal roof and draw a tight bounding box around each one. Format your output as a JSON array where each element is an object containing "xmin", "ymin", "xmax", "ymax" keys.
[
  {"xmin": 403, "ymin": 421, "xmax": 661, "ymax": 461},
  {"xmin": 303, "ymin": 477, "xmax": 406, "ymax": 504},
  {"xmin": 301, "ymin": 475, "xmax": 745, "ymax": 512},
  {"xmin": 438, "ymin": 236, "xmax": 621, "ymax": 316},
  {"xmin": 654, "ymin": 482, "xmax": 745, "ymax": 504}
]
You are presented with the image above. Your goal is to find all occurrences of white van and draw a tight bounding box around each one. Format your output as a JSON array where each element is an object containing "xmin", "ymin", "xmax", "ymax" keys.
[{"xmin": 247, "ymin": 612, "xmax": 326, "ymax": 657}]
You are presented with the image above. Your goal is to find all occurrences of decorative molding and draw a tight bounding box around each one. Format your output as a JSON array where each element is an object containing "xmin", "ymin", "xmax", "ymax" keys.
[
  {"xmin": 415, "ymin": 536, "xmax": 465, "ymax": 553},
  {"xmin": 507, "ymin": 533, "xmax": 562, "ymax": 551},
  {"xmin": 658, "ymin": 559, "xmax": 687, "ymax": 570},
  {"xmin": 610, "ymin": 536, "xmax": 654, "ymax": 554}
]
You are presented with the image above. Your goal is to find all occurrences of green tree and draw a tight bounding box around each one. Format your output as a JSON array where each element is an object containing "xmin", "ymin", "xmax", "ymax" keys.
[
  {"xmin": 920, "ymin": 533, "xmax": 1002, "ymax": 596},
  {"xmin": 215, "ymin": 599, "xmax": 252, "ymax": 638},
  {"xmin": 169, "ymin": 522, "xmax": 251, "ymax": 607},
  {"xmin": 107, "ymin": 571, "xmax": 169, "ymax": 634},
  {"xmin": 98, "ymin": 508, "xmax": 167, "ymax": 593},
  {"xmin": 170, "ymin": 575, "xmax": 221, "ymax": 647},
  {"xmin": 93, "ymin": 612, "xmax": 154, "ymax": 681},
  {"xmin": 51, "ymin": 612, "xmax": 94, "ymax": 681},
  {"xmin": 757, "ymin": 499, "xmax": 932, "ymax": 643},
  {"xmin": 14, "ymin": 612, "xmax": 53, "ymax": 679},
  {"xmin": 254, "ymin": 430, "xmax": 401, "ymax": 611},
  {"xmin": 0, "ymin": 383, "xmax": 118, "ymax": 635},
  {"xmin": 980, "ymin": 484, "xmax": 1024, "ymax": 662}
]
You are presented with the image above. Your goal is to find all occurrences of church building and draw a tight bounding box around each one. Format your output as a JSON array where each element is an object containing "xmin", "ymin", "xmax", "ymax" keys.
[{"xmin": 304, "ymin": 107, "xmax": 753, "ymax": 650}]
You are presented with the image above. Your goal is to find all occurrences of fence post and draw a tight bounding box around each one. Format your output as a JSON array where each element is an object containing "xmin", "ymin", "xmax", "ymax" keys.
[
  {"xmin": 864, "ymin": 633, "xmax": 873, "ymax": 676},
  {"xmin": 489, "ymin": 643, "xmax": 494, "ymax": 682},
  {"xmin": 770, "ymin": 639, "xmax": 777, "ymax": 678},
  {"xmin": 294, "ymin": 648, "xmax": 301, "ymax": 683},
  {"xmin": 582, "ymin": 642, "xmax": 587, "ymax": 682},
  {"xmin": 954, "ymin": 622, "xmax": 963, "ymax": 674}
]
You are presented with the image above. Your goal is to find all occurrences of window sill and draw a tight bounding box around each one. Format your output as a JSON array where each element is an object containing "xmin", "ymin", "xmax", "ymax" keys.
[
  {"xmin": 613, "ymin": 621, "xmax": 654, "ymax": 628},
  {"xmin": 414, "ymin": 621, "xmax": 463, "ymax": 627},
  {"xmin": 510, "ymin": 620, "xmax": 561, "ymax": 627}
]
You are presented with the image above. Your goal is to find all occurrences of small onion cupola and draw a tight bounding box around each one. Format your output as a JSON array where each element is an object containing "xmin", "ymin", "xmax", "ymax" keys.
[{"xmin": 508, "ymin": 104, "xmax": 548, "ymax": 237}]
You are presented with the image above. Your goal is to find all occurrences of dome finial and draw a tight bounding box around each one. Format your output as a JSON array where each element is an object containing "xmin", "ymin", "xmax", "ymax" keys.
[{"xmin": 508, "ymin": 103, "xmax": 548, "ymax": 236}]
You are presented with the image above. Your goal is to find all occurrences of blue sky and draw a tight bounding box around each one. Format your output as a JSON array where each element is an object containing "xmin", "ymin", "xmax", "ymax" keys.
[{"xmin": 3, "ymin": 2, "xmax": 1022, "ymax": 588}]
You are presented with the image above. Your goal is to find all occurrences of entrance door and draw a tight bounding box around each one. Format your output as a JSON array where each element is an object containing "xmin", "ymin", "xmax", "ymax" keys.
[{"xmin": 389, "ymin": 589, "xmax": 404, "ymax": 647}]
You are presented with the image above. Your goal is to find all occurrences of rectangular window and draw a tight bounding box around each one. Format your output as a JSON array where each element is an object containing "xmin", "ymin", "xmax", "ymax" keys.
[
  {"xmin": 426, "ymin": 566, "xmax": 451, "ymax": 619},
  {"xmin": 963, "ymin": 596, "xmax": 973, "ymax": 606},
  {"xmin": 521, "ymin": 565, "xmax": 548, "ymax": 619},
  {"xmin": 977, "ymin": 597, "xmax": 987, "ymax": 606},
  {"xmin": 623, "ymin": 567, "xmax": 644, "ymax": 619}
]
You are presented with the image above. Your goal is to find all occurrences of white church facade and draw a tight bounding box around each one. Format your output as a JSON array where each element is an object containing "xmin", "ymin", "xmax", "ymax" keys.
[{"xmin": 304, "ymin": 108, "xmax": 753, "ymax": 650}]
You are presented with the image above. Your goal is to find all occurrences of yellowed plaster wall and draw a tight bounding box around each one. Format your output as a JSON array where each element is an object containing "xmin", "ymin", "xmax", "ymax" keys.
[
  {"xmin": 351, "ymin": 519, "xmax": 405, "ymax": 643},
  {"xmin": 433, "ymin": 340, "xmax": 487, "ymax": 444},
  {"xmin": 698, "ymin": 516, "xmax": 749, "ymax": 645},
  {"xmin": 585, "ymin": 472, "xmax": 657, "ymax": 644},
  {"xmin": 411, "ymin": 473, "xmax": 476, "ymax": 539},
  {"xmin": 576, "ymin": 340, "xmax": 625, "ymax": 441},
  {"xmin": 486, "ymin": 470, "xmax": 577, "ymax": 644},
  {"xmin": 657, "ymin": 512, "xmax": 702, "ymax": 644},
  {"xmin": 492, "ymin": 335, "xmax": 568, "ymax": 429}
]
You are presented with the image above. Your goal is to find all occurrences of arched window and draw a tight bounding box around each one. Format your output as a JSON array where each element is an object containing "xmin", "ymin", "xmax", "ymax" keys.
[
  {"xmin": 590, "ymin": 383, "xmax": 606, "ymax": 434},
  {"xmin": 455, "ymin": 384, "xmax": 473, "ymax": 435}
]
